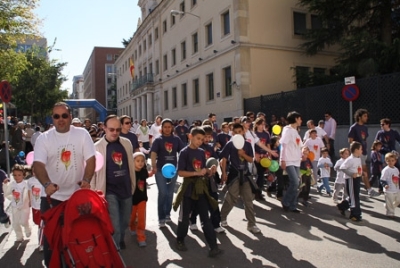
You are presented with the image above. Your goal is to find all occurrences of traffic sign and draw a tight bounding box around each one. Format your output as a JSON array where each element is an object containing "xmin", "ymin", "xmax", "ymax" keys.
[
  {"xmin": 0, "ymin": 80, "xmax": 12, "ymax": 103},
  {"xmin": 341, "ymin": 84, "xmax": 359, "ymax": 102}
]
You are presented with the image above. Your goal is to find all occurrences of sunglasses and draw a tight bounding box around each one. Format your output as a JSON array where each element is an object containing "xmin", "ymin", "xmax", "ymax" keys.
[
  {"xmin": 380, "ymin": 123, "xmax": 385, "ymax": 126},
  {"xmin": 124, "ymin": 122, "xmax": 132, "ymax": 125},
  {"xmin": 107, "ymin": 127, "xmax": 121, "ymax": 132},
  {"xmin": 53, "ymin": 113, "xmax": 69, "ymax": 120}
]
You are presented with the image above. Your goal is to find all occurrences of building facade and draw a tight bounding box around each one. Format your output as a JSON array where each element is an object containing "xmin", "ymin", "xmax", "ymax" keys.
[
  {"xmin": 82, "ymin": 47, "xmax": 124, "ymax": 121},
  {"xmin": 116, "ymin": 0, "xmax": 338, "ymax": 125}
]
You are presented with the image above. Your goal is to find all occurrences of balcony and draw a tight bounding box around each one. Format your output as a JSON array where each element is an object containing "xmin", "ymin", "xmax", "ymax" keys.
[{"xmin": 131, "ymin": 73, "xmax": 154, "ymax": 92}]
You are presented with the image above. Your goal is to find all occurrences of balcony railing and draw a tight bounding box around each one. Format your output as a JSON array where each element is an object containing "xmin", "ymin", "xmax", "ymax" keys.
[{"xmin": 131, "ymin": 73, "xmax": 154, "ymax": 91}]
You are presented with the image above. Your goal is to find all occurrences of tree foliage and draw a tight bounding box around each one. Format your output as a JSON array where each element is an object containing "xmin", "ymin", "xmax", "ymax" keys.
[
  {"xmin": 298, "ymin": 0, "xmax": 400, "ymax": 83},
  {"xmin": 0, "ymin": 0, "xmax": 41, "ymax": 83},
  {"xmin": 12, "ymin": 48, "xmax": 68, "ymax": 123}
]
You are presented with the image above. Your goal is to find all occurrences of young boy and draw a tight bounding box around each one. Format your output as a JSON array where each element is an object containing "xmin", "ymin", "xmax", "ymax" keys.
[
  {"xmin": 337, "ymin": 142, "xmax": 364, "ymax": 222},
  {"xmin": 173, "ymin": 127, "xmax": 222, "ymax": 258},
  {"xmin": 303, "ymin": 129, "xmax": 325, "ymax": 185},
  {"xmin": 380, "ymin": 152, "xmax": 400, "ymax": 218},
  {"xmin": 298, "ymin": 146, "xmax": 313, "ymax": 206},
  {"xmin": 333, "ymin": 148, "xmax": 350, "ymax": 203},
  {"xmin": 219, "ymin": 123, "xmax": 261, "ymax": 234},
  {"xmin": 317, "ymin": 148, "xmax": 333, "ymax": 196},
  {"xmin": 3, "ymin": 164, "xmax": 31, "ymax": 241},
  {"xmin": 189, "ymin": 125, "xmax": 225, "ymax": 233}
]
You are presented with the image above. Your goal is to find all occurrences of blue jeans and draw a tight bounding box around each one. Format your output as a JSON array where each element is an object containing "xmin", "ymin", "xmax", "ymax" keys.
[
  {"xmin": 155, "ymin": 170, "xmax": 177, "ymax": 222},
  {"xmin": 318, "ymin": 177, "xmax": 331, "ymax": 193},
  {"xmin": 106, "ymin": 194, "xmax": 132, "ymax": 246},
  {"xmin": 282, "ymin": 166, "xmax": 300, "ymax": 210}
]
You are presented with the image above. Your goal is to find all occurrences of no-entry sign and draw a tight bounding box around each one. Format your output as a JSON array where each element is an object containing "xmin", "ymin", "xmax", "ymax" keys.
[{"xmin": 341, "ymin": 84, "xmax": 360, "ymax": 102}]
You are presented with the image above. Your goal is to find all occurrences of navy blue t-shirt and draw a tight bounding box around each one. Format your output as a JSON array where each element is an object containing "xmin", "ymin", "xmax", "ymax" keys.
[
  {"xmin": 348, "ymin": 123, "xmax": 368, "ymax": 155},
  {"xmin": 300, "ymin": 158, "xmax": 313, "ymax": 171},
  {"xmin": 201, "ymin": 143, "xmax": 218, "ymax": 160},
  {"xmin": 178, "ymin": 146, "xmax": 207, "ymax": 196},
  {"xmin": 220, "ymin": 140, "xmax": 254, "ymax": 172},
  {"xmin": 255, "ymin": 130, "xmax": 270, "ymax": 154},
  {"xmin": 216, "ymin": 133, "xmax": 231, "ymax": 150},
  {"xmin": 106, "ymin": 140, "xmax": 132, "ymax": 199},
  {"xmin": 175, "ymin": 125, "xmax": 189, "ymax": 144},
  {"xmin": 120, "ymin": 132, "xmax": 139, "ymax": 151},
  {"xmin": 132, "ymin": 167, "xmax": 148, "ymax": 205},
  {"xmin": 375, "ymin": 129, "xmax": 400, "ymax": 154},
  {"xmin": 151, "ymin": 135, "xmax": 185, "ymax": 169}
]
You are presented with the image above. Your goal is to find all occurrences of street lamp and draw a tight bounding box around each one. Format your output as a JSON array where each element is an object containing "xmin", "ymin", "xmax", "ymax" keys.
[{"xmin": 170, "ymin": 10, "xmax": 200, "ymax": 18}]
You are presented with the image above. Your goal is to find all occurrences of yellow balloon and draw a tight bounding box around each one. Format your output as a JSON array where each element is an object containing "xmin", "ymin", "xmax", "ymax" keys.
[
  {"xmin": 272, "ymin": 125, "xmax": 281, "ymax": 135},
  {"xmin": 260, "ymin": 158, "xmax": 271, "ymax": 168}
]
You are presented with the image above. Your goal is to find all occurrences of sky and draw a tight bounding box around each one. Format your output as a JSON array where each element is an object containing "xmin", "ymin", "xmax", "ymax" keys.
[{"xmin": 35, "ymin": 0, "xmax": 141, "ymax": 93}]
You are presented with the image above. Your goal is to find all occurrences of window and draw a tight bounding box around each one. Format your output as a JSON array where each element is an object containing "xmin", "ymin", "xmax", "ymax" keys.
[
  {"xmin": 193, "ymin": 79, "xmax": 199, "ymax": 104},
  {"xmin": 163, "ymin": 20, "xmax": 167, "ymax": 33},
  {"xmin": 106, "ymin": 54, "xmax": 112, "ymax": 61},
  {"xmin": 180, "ymin": 1, "xmax": 185, "ymax": 13},
  {"xmin": 155, "ymin": 28, "xmax": 159, "ymax": 40},
  {"xmin": 181, "ymin": 41, "xmax": 186, "ymax": 61},
  {"xmin": 222, "ymin": 11, "xmax": 230, "ymax": 36},
  {"xmin": 182, "ymin": 83, "xmax": 187, "ymax": 106},
  {"xmin": 149, "ymin": 63, "xmax": 153, "ymax": 74},
  {"xmin": 143, "ymin": 40, "xmax": 146, "ymax": 51},
  {"xmin": 206, "ymin": 23, "xmax": 213, "ymax": 45},
  {"xmin": 172, "ymin": 87, "xmax": 177, "ymax": 108},
  {"xmin": 171, "ymin": 48, "xmax": 176, "ymax": 66},
  {"xmin": 191, "ymin": 0, "xmax": 197, "ymax": 8},
  {"xmin": 155, "ymin": 60, "xmax": 159, "ymax": 75},
  {"xmin": 192, "ymin": 32, "xmax": 198, "ymax": 54},
  {"xmin": 139, "ymin": 45, "xmax": 142, "ymax": 56},
  {"xmin": 311, "ymin": 15, "xmax": 322, "ymax": 30},
  {"xmin": 313, "ymin": 67, "xmax": 326, "ymax": 85},
  {"xmin": 163, "ymin": 54, "xmax": 168, "ymax": 71},
  {"xmin": 164, "ymin": 90, "xmax": 169, "ymax": 110},
  {"xmin": 148, "ymin": 34, "xmax": 152, "ymax": 47},
  {"xmin": 293, "ymin": 12, "xmax": 307, "ymax": 35},
  {"xmin": 295, "ymin": 66, "xmax": 310, "ymax": 88},
  {"xmin": 207, "ymin": 73, "xmax": 214, "ymax": 101},
  {"xmin": 171, "ymin": 14, "xmax": 176, "ymax": 26},
  {"xmin": 224, "ymin": 66, "xmax": 232, "ymax": 97},
  {"xmin": 134, "ymin": 50, "xmax": 137, "ymax": 60}
]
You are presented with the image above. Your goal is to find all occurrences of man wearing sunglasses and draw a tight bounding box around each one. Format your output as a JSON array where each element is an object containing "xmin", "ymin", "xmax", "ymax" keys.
[
  {"xmin": 90, "ymin": 114, "xmax": 136, "ymax": 250},
  {"xmin": 119, "ymin": 115, "xmax": 140, "ymax": 153},
  {"xmin": 33, "ymin": 102, "xmax": 96, "ymax": 267}
]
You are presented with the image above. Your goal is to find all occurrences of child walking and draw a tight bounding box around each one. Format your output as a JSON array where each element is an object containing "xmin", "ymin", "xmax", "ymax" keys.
[
  {"xmin": 129, "ymin": 152, "xmax": 149, "ymax": 247},
  {"xmin": 0, "ymin": 168, "xmax": 11, "ymax": 228},
  {"xmin": 380, "ymin": 152, "xmax": 400, "ymax": 219},
  {"xmin": 173, "ymin": 127, "xmax": 222, "ymax": 257},
  {"xmin": 369, "ymin": 141, "xmax": 384, "ymax": 194},
  {"xmin": 3, "ymin": 164, "xmax": 31, "ymax": 241},
  {"xmin": 298, "ymin": 146, "xmax": 313, "ymax": 206},
  {"xmin": 317, "ymin": 148, "xmax": 333, "ymax": 196},
  {"xmin": 337, "ymin": 142, "xmax": 364, "ymax": 222},
  {"xmin": 333, "ymin": 148, "xmax": 350, "ymax": 203}
]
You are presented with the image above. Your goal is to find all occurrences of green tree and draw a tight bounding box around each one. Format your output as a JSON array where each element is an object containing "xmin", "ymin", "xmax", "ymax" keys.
[
  {"xmin": 12, "ymin": 48, "xmax": 68, "ymax": 123},
  {"xmin": 0, "ymin": 0, "xmax": 41, "ymax": 83},
  {"xmin": 298, "ymin": 0, "xmax": 400, "ymax": 83}
]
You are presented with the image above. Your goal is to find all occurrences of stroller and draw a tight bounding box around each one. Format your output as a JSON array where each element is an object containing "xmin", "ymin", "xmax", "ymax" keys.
[{"xmin": 42, "ymin": 189, "xmax": 126, "ymax": 268}]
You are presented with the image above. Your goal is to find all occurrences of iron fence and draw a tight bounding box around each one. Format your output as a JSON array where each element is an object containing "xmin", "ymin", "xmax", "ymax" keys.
[{"xmin": 244, "ymin": 72, "xmax": 400, "ymax": 125}]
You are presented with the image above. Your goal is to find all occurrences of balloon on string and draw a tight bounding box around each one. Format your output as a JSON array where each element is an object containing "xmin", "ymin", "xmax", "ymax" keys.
[
  {"xmin": 26, "ymin": 151, "xmax": 34, "ymax": 165},
  {"xmin": 269, "ymin": 160, "xmax": 279, "ymax": 172},
  {"xmin": 260, "ymin": 158, "xmax": 271, "ymax": 168},
  {"xmin": 308, "ymin": 151, "xmax": 315, "ymax": 162},
  {"xmin": 272, "ymin": 125, "xmax": 282, "ymax": 135},
  {"xmin": 162, "ymin": 163, "xmax": 176, "ymax": 179},
  {"xmin": 206, "ymin": 157, "xmax": 219, "ymax": 168},
  {"xmin": 232, "ymin": 134, "xmax": 245, "ymax": 149},
  {"xmin": 95, "ymin": 151, "xmax": 104, "ymax": 172}
]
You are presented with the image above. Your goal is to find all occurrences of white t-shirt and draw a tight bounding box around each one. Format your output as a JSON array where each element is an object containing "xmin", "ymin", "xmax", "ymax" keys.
[
  {"xmin": 149, "ymin": 124, "xmax": 162, "ymax": 141},
  {"xmin": 334, "ymin": 158, "xmax": 346, "ymax": 184},
  {"xmin": 280, "ymin": 125, "xmax": 302, "ymax": 166},
  {"xmin": 136, "ymin": 126, "xmax": 150, "ymax": 143},
  {"xmin": 34, "ymin": 126, "xmax": 96, "ymax": 201},
  {"xmin": 303, "ymin": 127, "xmax": 327, "ymax": 141},
  {"xmin": 381, "ymin": 166, "xmax": 400, "ymax": 193},
  {"xmin": 317, "ymin": 157, "xmax": 332, "ymax": 178},
  {"xmin": 27, "ymin": 176, "xmax": 44, "ymax": 209},
  {"xmin": 304, "ymin": 137, "xmax": 325, "ymax": 160},
  {"xmin": 4, "ymin": 180, "xmax": 29, "ymax": 209}
]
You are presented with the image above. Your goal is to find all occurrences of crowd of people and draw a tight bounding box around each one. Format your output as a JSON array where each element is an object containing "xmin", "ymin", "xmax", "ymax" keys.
[{"xmin": 1, "ymin": 103, "xmax": 400, "ymax": 266}]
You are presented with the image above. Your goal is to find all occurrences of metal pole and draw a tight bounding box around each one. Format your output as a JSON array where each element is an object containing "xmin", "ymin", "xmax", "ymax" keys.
[
  {"xmin": 3, "ymin": 103, "xmax": 10, "ymax": 176},
  {"xmin": 349, "ymin": 101, "xmax": 353, "ymax": 125}
]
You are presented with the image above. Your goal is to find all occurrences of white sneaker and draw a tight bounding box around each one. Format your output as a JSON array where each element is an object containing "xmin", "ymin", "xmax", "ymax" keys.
[
  {"xmin": 189, "ymin": 224, "xmax": 198, "ymax": 231},
  {"xmin": 214, "ymin": 227, "xmax": 225, "ymax": 233},
  {"xmin": 247, "ymin": 225, "xmax": 261, "ymax": 234},
  {"xmin": 159, "ymin": 221, "xmax": 166, "ymax": 228},
  {"xmin": 220, "ymin": 220, "xmax": 228, "ymax": 227}
]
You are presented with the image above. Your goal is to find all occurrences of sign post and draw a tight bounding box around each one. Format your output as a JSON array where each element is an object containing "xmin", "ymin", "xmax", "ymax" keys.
[
  {"xmin": 0, "ymin": 80, "xmax": 12, "ymax": 176},
  {"xmin": 342, "ymin": 77, "xmax": 359, "ymax": 125}
]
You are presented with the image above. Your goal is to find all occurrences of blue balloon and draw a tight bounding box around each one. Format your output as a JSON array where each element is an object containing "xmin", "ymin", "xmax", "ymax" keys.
[
  {"xmin": 162, "ymin": 163, "xmax": 176, "ymax": 179},
  {"xmin": 19, "ymin": 151, "xmax": 25, "ymax": 158}
]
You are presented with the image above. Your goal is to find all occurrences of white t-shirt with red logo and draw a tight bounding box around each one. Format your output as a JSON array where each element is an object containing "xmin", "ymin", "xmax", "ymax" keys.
[
  {"xmin": 3, "ymin": 180, "xmax": 29, "ymax": 209},
  {"xmin": 27, "ymin": 176, "xmax": 44, "ymax": 210},
  {"xmin": 304, "ymin": 137, "xmax": 325, "ymax": 160},
  {"xmin": 280, "ymin": 125, "xmax": 302, "ymax": 166},
  {"xmin": 381, "ymin": 166, "xmax": 400, "ymax": 193}
]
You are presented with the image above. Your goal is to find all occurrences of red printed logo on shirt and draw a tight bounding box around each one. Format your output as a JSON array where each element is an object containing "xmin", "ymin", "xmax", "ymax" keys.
[
  {"xmin": 112, "ymin": 151, "xmax": 123, "ymax": 168},
  {"xmin": 204, "ymin": 150, "xmax": 211, "ymax": 159},
  {"xmin": 357, "ymin": 166, "xmax": 362, "ymax": 176},
  {"xmin": 260, "ymin": 138, "xmax": 266, "ymax": 145},
  {"xmin": 32, "ymin": 186, "xmax": 41, "ymax": 201},
  {"xmin": 313, "ymin": 144, "xmax": 318, "ymax": 152},
  {"xmin": 165, "ymin": 142, "xmax": 173, "ymax": 153},
  {"xmin": 296, "ymin": 138, "xmax": 300, "ymax": 146},
  {"xmin": 12, "ymin": 190, "xmax": 21, "ymax": 204},
  {"xmin": 392, "ymin": 175, "xmax": 399, "ymax": 187},
  {"xmin": 61, "ymin": 149, "xmax": 71, "ymax": 170},
  {"xmin": 361, "ymin": 131, "xmax": 366, "ymax": 141},
  {"xmin": 192, "ymin": 158, "xmax": 202, "ymax": 171}
]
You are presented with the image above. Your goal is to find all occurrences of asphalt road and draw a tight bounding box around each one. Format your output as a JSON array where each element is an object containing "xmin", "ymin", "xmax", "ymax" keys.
[{"xmin": 1, "ymin": 175, "xmax": 399, "ymax": 268}]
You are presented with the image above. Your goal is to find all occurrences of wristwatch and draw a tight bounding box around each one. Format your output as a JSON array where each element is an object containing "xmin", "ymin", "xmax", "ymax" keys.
[
  {"xmin": 82, "ymin": 178, "xmax": 91, "ymax": 183},
  {"xmin": 43, "ymin": 181, "xmax": 52, "ymax": 189}
]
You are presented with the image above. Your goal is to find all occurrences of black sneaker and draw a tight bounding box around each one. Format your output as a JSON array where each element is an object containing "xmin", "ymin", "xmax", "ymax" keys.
[
  {"xmin": 291, "ymin": 209, "xmax": 301, "ymax": 213},
  {"xmin": 208, "ymin": 247, "xmax": 223, "ymax": 258},
  {"xmin": 176, "ymin": 241, "xmax": 188, "ymax": 251},
  {"xmin": 336, "ymin": 204, "xmax": 345, "ymax": 216},
  {"xmin": 119, "ymin": 241, "xmax": 126, "ymax": 250}
]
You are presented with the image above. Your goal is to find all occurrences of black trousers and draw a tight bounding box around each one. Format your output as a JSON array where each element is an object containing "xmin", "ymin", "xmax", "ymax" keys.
[
  {"xmin": 177, "ymin": 195, "xmax": 217, "ymax": 250},
  {"xmin": 190, "ymin": 191, "xmax": 221, "ymax": 228},
  {"xmin": 298, "ymin": 174, "xmax": 311, "ymax": 201}
]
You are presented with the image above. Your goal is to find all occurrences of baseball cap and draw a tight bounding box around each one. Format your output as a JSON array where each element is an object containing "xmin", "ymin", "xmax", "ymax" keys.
[{"xmin": 72, "ymin": 118, "xmax": 81, "ymax": 124}]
